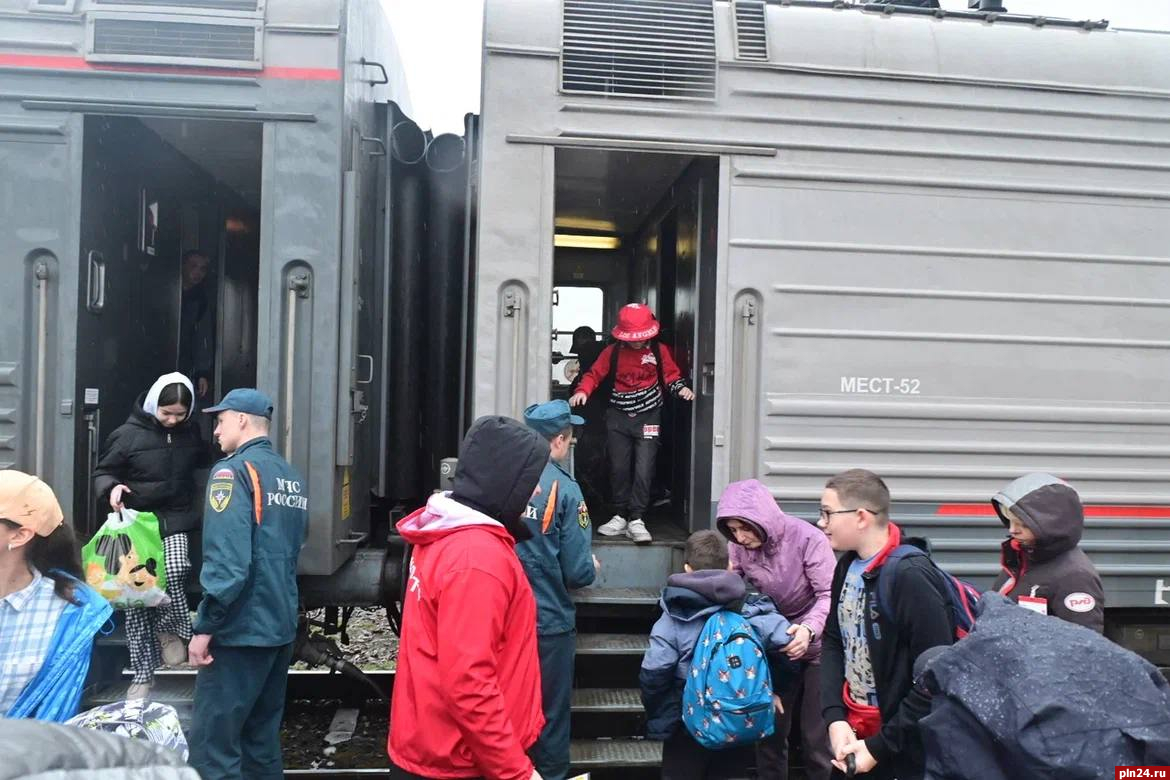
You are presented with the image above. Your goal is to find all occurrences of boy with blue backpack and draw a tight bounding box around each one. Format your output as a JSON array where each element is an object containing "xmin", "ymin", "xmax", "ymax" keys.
[
  {"xmin": 817, "ymin": 469, "xmax": 964, "ymax": 780},
  {"xmin": 640, "ymin": 530, "xmax": 800, "ymax": 779}
]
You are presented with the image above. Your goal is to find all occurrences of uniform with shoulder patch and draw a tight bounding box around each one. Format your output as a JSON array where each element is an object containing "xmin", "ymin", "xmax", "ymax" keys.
[{"xmin": 208, "ymin": 468, "xmax": 234, "ymax": 513}]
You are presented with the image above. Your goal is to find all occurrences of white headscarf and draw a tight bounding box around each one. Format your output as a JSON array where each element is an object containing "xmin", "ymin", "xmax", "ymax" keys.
[{"xmin": 142, "ymin": 372, "xmax": 196, "ymax": 422}]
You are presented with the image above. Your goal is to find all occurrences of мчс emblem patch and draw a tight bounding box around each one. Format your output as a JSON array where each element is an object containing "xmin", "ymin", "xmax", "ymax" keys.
[
  {"xmin": 578, "ymin": 501, "xmax": 591, "ymax": 529},
  {"xmin": 209, "ymin": 467, "xmax": 234, "ymax": 513}
]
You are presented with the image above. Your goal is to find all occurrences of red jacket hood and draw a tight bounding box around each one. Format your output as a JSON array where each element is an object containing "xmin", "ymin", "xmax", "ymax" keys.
[{"xmin": 396, "ymin": 492, "xmax": 514, "ymax": 546}]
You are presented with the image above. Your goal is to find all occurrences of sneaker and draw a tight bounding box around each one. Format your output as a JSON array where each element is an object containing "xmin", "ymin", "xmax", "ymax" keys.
[
  {"xmin": 159, "ymin": 632, "xmax": 188, "ymax": 667},
  {"xmin": 598, "ymin": 515, "xmax": 628, "ymax": 537},
  {"xmin": 627, "ymin": 518, "xmax": 653, "ymax": 544},
  {"xmin": 126, "ymin": 683, "xmax": 152, "ymax": 701}
]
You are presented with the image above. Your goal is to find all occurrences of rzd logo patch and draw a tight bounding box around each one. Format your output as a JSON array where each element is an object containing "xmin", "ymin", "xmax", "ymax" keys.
[
  {"xmin": 578, "ymin": 501, "xmax": 591, "ymax": 529},
  {"xmin": 209, "ymin": 468, "xmax": 234, "ymax": 513}
]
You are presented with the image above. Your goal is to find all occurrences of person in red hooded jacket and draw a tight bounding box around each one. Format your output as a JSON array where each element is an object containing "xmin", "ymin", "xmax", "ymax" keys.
[
  {"xmin": 389, "ymin": 416, "xmax": 550, "ymax": 780},
  {"xmin": 569, "ymin": 304, "xmax": 694, "ymax": 544}
]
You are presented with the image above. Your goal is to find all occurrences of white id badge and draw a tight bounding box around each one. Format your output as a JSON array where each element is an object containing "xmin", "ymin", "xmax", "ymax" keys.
[{"xmin": 1018, "ymin": 595, "xmax": 1048, "ymax": 615}]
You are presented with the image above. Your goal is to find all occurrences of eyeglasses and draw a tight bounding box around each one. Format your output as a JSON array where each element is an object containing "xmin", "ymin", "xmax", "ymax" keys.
[{"xmin": 818, "ymin": 507, "xmax": 878, "ymax": 521}]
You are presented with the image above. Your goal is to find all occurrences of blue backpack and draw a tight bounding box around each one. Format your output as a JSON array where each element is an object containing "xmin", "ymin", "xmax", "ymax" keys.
[
  {"xmin": 681, "ymin": 610, "xmax": 775, "ymax": 750},
  {"xmin": 875, "ymin": 545, "xmax": 981, "ymax": 639}
]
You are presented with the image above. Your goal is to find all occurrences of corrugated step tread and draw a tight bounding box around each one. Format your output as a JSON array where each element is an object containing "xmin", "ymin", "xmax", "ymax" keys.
[
  {"xmin": 572, "ymin": 687, "xmax": 642, "ymax": 712},
  {"xmin": 577, "ymin": 633, "xmax": 650, "ymax": 654},
  {"xmin": 573, "ymin": 587, "xmax": 660, "ymax": 605},
  {"xmin": 570, "ymin": 738, "xmax": 662, "ymax": 767},
  {"xmin": 87, "ymin": 675, "xmax": 196, "ymax": 707}
]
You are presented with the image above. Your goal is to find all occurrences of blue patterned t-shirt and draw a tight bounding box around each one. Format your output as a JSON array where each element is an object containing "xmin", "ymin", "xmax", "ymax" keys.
[{"xmin": 839, "ymin": 554, "xmax": 879, "ymax": 707}]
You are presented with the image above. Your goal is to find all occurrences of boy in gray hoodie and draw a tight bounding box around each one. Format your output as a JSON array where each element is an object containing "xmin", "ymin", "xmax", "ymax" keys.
[{"xmin": 639, "ymin": 530, "xmax": 800, "ymax": 779}]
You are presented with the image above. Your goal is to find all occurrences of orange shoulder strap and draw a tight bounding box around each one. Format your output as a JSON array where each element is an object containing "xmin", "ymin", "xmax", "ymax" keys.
[
  {"xmin": 541, "ymin": 480, "xmax": 559, "ymax": 534},
  {"xmin": 243, "ymin": 461, "xmax": 263, "ymax": 525}
]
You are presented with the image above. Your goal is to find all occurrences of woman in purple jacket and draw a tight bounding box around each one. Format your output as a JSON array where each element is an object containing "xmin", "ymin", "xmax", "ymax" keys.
[{"xmin": 716, "ymin": 478, "xmax": 836, "ymax": 780}]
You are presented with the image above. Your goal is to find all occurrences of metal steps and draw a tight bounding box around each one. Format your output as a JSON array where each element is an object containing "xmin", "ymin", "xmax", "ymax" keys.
[
  {"xmin": 572, "ymin": 687, "xmax": 641, "ymax": 713},
  {"xmin": 577, "ymin": 632, "xmax": 650, "ymax": 655},
  {"xmin": 570, "ymin": 737, "xmax": 662, "ymax": 768},
  {"xmin": 573, "ymin": 587, "xmax": 659, "ymax": 605}
]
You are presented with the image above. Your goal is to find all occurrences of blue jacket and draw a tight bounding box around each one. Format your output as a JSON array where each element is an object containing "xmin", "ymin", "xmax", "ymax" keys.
[
  {"xmin": 7, "ymin": 575, "xmax": 112, "ymax": 722},
  {"xmin": 516, "ymin": 460, "xmax": 595, "ymax": 635},
  {"xmin": 639, "ymin": 570, "xmax": 798, "ymax": 740},
  {"xmin": 193, "ymin": 437, "xmax": 307, "ymax": 646}
]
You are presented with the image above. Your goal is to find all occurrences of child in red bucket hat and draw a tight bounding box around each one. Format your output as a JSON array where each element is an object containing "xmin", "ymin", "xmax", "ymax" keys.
[{"xmin": 570, "ymin": 304, "xmax": 694, "ymax": 543}]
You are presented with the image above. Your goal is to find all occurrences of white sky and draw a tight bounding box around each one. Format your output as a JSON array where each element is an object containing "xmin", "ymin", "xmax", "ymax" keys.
[{"xmin": 381, "ymin": 0, "xmax": 1170, "ymax": 134}]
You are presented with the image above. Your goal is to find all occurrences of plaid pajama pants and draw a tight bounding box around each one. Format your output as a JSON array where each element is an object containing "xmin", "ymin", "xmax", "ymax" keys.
[{"xmin": 126, "ymin": 531, "xmax": 193, "ymax": 684}]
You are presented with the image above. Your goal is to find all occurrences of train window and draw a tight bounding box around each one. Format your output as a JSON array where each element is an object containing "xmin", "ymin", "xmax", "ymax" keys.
[
  {"xmin": 551, "ymin": 285, "xmax": 604, "ymax": 387},
  {"xmin": 29, "ymin": 0, "xmax": 76, "ymax": 12}
]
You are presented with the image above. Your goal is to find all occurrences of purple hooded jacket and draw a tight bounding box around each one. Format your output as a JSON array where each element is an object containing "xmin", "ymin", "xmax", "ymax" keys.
[{"xmin": 715, "ymin": 479, "xmax": 836, "ymax": 661}]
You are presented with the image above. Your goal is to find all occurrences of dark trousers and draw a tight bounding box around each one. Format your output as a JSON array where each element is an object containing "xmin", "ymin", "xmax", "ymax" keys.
[
  {"xmin": 661, "ymin": 727, "xmax": 750, "ymax": 780},
  {"xmin": 756, "ymin": 660, "xmax": 833, "ymax": 780},
  {"xmin": 530, "ymin": 631, "xmax": 575, "ymax": 780},
  {"xmin": 188, "ymin": 642, "xmax": 294, "ymax": 780},
  {"xmin": 606, "ymin": 407, "xmax": 660, "ymax": 518}
]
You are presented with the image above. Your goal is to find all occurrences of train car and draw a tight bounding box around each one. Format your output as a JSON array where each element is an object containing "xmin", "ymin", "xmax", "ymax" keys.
[
  {"xmin": 474, "ymin": 0, "xmax": 1170, "ymax": 663},
  {"xmin": 0, "ymin": 0, "xmax": 411, "ymax": 586}
]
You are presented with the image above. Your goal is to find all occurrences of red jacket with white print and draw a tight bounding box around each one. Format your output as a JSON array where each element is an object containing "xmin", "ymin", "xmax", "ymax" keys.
[
  {"xmin": 389, "ymin": 493, "xmax": 544, "ymax": 780},
  {"xmin": 576, "ymin": 341, "xmax": 687, "ymax": 414}
]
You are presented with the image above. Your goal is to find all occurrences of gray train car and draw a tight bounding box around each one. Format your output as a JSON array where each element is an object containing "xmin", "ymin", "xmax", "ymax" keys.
[
  {"xmin": 0, "ymin": 0, "xmax": 407, "ymax": 578},
  {"xmin": 476, "ymin": 0, "xmax": 1170, "ymax": 658}
]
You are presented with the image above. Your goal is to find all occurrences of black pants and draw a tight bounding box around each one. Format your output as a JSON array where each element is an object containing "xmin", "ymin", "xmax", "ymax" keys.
[
  {"xmin": 606, "ymin": 407, "xmax": 660, "ymax": 518},
  {"xmin": 187, "ymin": 643, "xmax": 293, "ymax": 780},
  {"xmin": 531, "ymin": 631, "xmax": 575, "ymax": 780},
  {"xmin": 661, "ymin": 727, "xmax": 750, "ymax": 780},
  {"xmin": 756, "ymin": 660, "xmax": 833, "ymax": 780}
]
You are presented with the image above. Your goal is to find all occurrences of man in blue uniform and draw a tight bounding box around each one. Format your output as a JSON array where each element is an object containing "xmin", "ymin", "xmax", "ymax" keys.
[
  {"xmin": 518, "ymin": 400, "xmax": 600, "ymax": 780},
  {"xmin": 186, "ymin": 389, "xmax": 308, "ymax": 780}
]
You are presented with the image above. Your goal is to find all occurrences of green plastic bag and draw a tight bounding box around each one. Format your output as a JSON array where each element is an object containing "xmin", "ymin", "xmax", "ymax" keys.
[{"xmin": 82, "ymin": 509, "xmax": 170, "ymax": 609}]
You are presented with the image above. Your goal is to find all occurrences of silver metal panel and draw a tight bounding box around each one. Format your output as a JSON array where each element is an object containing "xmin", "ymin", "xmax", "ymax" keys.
[{"xmin": 86, "ymin": 13, "xmax": 263, "ymax": 70}]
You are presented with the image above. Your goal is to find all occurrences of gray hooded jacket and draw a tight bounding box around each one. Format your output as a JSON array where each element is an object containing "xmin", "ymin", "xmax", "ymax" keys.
[{"xmin": 0, "ymin": 720, "xmax": 198, "ymax": 780}]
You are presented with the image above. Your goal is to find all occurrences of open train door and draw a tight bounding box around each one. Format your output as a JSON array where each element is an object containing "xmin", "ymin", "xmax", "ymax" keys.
[{"xmin": 0, "ymin": 115, "xmax": 80, "ymax": 514}]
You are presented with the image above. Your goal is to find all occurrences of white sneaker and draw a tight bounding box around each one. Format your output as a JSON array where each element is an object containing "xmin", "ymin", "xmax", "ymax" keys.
[
  {"xmin": 158, "ymin": 632, "xmax": 188, "ymax": 667},
  {"xmin": 627, "ymin": 518, "xmax": 653, "ymax": 544},
  {"xmin": 126, "ymin": 683, "xmax": 152, "ymax": 700},
  {"xmin": 598, "ymin": 515, "xmax": 628, "ymax": 536}
]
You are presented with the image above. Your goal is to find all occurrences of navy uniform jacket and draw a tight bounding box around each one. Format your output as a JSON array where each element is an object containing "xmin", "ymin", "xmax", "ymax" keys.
[
  {"xmin": 193, "ymin": 437, "xmax": 308, "ymax": 646},
  {"xmin": 516, "ymin": 460, "xmax": 595, "ymax": 635}
]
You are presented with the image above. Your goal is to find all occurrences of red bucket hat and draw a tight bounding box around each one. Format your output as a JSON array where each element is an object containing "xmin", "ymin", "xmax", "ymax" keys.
[{"xmin": 612, "ymin": 303, "xmax": 660, "ymax": 342}]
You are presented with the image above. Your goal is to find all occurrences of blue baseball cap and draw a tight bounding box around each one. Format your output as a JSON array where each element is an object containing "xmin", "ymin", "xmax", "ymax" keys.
[
  {"xmin": 203, "ymin": 388, "xmax": 274, "ymax": 419},
  {"xmin": 523, "ymin": 400, "xmax": 584, "ymax": 438}
]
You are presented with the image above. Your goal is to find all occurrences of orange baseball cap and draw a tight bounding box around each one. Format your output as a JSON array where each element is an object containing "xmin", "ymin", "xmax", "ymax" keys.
[{"xmin": 0, "ymin": 470, "xmax": 64, "ymax": 537}]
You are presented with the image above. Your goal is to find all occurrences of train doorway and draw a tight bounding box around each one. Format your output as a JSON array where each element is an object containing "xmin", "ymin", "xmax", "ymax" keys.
[
  {"xmin": 73, "ymin": 116, "xmax": 262, "ymax": 532},
  {"xmin": 553, "ymin": 148, "xmax": 718, "ymax": 536}
]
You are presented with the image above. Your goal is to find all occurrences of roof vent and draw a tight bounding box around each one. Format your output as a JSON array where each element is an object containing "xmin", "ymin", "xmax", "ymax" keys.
[
  {"xmin": 733, "ymin": 0, "xmax": 768, "ymax": 61},
  {"xmin": 561, "ymin": 0, "xmax": 717, "ymax": 101}
]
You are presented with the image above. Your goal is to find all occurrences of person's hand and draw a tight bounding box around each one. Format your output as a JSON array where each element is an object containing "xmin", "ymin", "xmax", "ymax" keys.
[
  {"xmin": 678, "ymin": 387, "xmax": 695, "ymax": 401},
  {"xmin": 529, "ymin": 770, "xmax": 543, "ymax": 780},
  {"xmin": 197, "ymin": 377, "xmax": 209, "ymax": 398},
  {"xmin": 838, "ymin": 739, "xmax": 877, "ymax": 774},
  {"xmin": 569, "ymin": 392, "xmax": 588, "ymax": 408},
  {"xmin": 188, "ymin": 634, "xmax": 214, "ymax": 667},
  {"xmin": 593, "ymin": 554, "xmax": 602, "ymax": 574},
  {"xmin": 784, "ymin": 623, "xmax": 812, "ymax": 659},
  {"xmin": 772, "ymin": 694, "xmax": 784, "ymax": 715},
  {"xmin": 828, "ymin": 720, "xmax": 856, "ymax": 769},
  {"xmin": 109, "ymin": 485, "xmax": 131, "ymax": 511}
]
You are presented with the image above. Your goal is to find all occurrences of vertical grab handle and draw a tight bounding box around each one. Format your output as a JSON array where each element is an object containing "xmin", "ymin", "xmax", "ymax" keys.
[
  {"xmin": 284, "ymin": 271, "xmax": 311, "ymax": 460},
  {"xmin": 86, "ymin": 251, "xmax": 105, "ymax": 313},
  {"xmin": 33, "ymin": 260, "xmax": 50, "ymax": 475}
]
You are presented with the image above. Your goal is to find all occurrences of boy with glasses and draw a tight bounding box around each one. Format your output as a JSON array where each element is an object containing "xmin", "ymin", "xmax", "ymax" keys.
[{"xmin": 816, "ymin": 469, "xmax": 953, "ymax": 780}]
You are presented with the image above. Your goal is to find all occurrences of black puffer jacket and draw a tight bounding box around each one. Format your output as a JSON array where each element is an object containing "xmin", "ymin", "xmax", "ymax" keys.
[
  {"xmin": 990, "ymin": 473, "xmax": 1105, "ymax": 633},
  {"xmin": 92, "ymin": 394, "xmax": 209, "ymax": 536},
  {"xmin": 917, "ymin": 593, "xmax": 1170, "ymax": 779}
]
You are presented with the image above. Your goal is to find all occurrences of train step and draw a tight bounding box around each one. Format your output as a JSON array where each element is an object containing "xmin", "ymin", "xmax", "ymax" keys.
[
  {"xmin": 572, "ymin": 587, "xmax": 659, "ymax": 606},
  {"xmin": 576, "ymin": 632, "xmax": 650, "ymax": 655},
  {"xmin": 571, "ymin": 687, "xmax": 641, "ymax": 713},
  {"xmin": 569, "ymin": 737, "xmax": 661, "ymax": 769}
]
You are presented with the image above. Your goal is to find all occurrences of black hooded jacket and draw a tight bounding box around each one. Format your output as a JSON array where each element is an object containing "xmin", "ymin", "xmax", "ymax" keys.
[
  {"xmin": 990, "ymin": 473, "xmax": 1104, "ymax": 633},
  {"xmin": 92, "ymin": 393, "xmax": 210, "ymax": 536},
  {"xmin": 451, "ymin": 415, "xmax": 550, "ymax": 542},
  {"xmin": 916, "ymin": 593, "xmax": 1170, "ymax": 779}
]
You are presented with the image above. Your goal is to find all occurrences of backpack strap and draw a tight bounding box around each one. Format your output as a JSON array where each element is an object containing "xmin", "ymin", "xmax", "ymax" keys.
[{"xmin": 873, "ymin": 545, "xmax": 927, "ymax": 624}]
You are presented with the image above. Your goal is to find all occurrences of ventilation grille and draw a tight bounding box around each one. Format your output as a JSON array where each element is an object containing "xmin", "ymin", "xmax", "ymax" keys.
[
  {"xmin": 561, "ymin": 0, "xmax": 717, "ymax": 101},
  {"xmin": 94, "ymin": 0, "xmax": 259, "ymax": 10},
  {"xmin": 733, "ymin": 0, "xmax": 768, "ymax": 61},
  {"xmin": 90, "ymin": 17, "xmax": 259, "ymax": 67}
]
